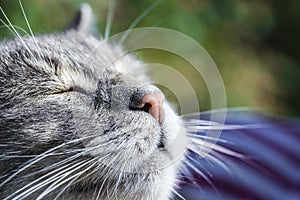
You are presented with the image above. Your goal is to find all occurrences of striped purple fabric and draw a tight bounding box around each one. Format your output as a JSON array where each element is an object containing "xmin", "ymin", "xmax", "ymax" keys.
[{"xmin": 177, "ymin": 110, "xmax": 300, "ymax": 200}]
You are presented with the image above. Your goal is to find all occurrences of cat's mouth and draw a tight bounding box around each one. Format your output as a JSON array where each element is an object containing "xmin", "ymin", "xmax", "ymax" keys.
[
  {"xmin": 157, "ymin": 132, "xmax": 165, "ymax": 149},
  {"xmin": 157, "ymin": 140, "xmax": 165, "ymax": 149}
]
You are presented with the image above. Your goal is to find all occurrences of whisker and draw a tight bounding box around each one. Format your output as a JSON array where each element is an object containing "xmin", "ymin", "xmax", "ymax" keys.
[
  {"xmin": 183, "ymin": 157, "xmax": 219, "ymax": 195},
  {"xmin": 0, "ymin": 135, "xmax": 96, "ymax": 188},
  {"xmin": 2, "ymin": 155, "xmax": 36, "ymax": 158},
  {"xmin": 96, "ymin": 171, "xmax": 110, "ymax": 200},
  {"xmin": 24, "ymin": 151, "xmax": 84, "ymax": 178},
  {"xmin": 18, "ymin": 0, "xmax": 43, "ymax": 61},
  {"xmin": 18, "ymin": 0, "xmax": 33, "ymax": 37},
  {"xmin": 0, "ymin": 6, "xmax": 38, "ymax": 63},
  {"xmin": 172, "ymin": 188, "xmax": 186, "ymax": 200},
  {"xmin": 94, "ymin": 151, "xmax": 125, "ymax": 199},
  {"xmin": 37, "ymin": 158, "xmax": 98, "ymax": 200},
  {"xmin": 109, "ymin": 151, "xmax": 127, "ymax": 199},
  {"xmin": 104, "ymin": 0, "xmax": 116, "ymax": 40},
  {"xmin": 0, "ymin": 18, "xmax": 18, "ymax": 37},
  {"xmin": 187, "ymin": 133, "xmax": 228, "ymax": 144},
  {"xmin": 68, "ymin": 153, "xmax": 109, "ymax": 182},
  {"xmin": 190, "ymin": 138, "xmax": 244, "ymax": 158},
  {"xmin": 185, "ymin": 118, "xmax": 266, "ymax": 131},
  {"xmin": 178, "ymin": 163, "xmax": 192, "ymax": 181},
  {"xmin": 54, "ymin": 153, "xmax": 117, "ymax": 200},
  {"xmin": 27, "ymin": 138, "xmax": 119, "ymax": 178},
  {"xmin": 189, "ymin": 145, "xmax": 231, "ymax": 174},
  {"xmin": 183, "ymin": 158, "xmax": 213, "ymax": 186},
  {"xmin": 205, "ymin": 153, "xmax": 231, "ymax": 174},
  {"xmin": 0, "ymin": 145, "xmax": 65, "ymax": 188},
  {"xmin": 81, "ymin": 138, "xmax": 119, "ymax": 154},
  {"xmin": 118, "ymin": 0, "xmax": 161, "ymax": 45},
  {"xmin": 186, "ymin": 154, "xmax": 213, "ymax": 178},
  {"xmin": 5, "ymin": 160, "xmax": 86, "ymax": 200},
  {"xmin": 18, "ymin": 141, "xmax": 119, "ymax": 198},
  {"xmin": 0, "ymin": 24, "xmax": 30, "ymax": 36}
]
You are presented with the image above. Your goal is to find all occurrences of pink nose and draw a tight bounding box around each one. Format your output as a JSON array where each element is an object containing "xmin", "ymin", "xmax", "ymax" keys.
[{"xmin": 136, "ymin": 92, "xmax": 165, "ymax": 123}]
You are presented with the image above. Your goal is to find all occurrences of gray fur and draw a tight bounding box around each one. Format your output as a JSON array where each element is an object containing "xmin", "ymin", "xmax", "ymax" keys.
[{"xmin": 0, "ymin": 4, "xmax": 184, "ymax": 200}]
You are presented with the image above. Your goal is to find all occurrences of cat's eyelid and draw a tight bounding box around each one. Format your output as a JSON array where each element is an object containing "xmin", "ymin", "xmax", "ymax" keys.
[
  {"xmin": 51, "ymin": 86, "xmax": 74, "ymax": 95},
  {"xmin": 72, "ymin": 85, "xmax": 92, "ymax": 95},
  {"xmin": 55, "ymin": 85, "xmax": 93, "ymax": 96}
]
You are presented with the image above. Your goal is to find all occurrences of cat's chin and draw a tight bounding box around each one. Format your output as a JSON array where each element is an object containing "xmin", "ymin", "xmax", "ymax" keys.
[{"xmin": 65, "ymin": 156, "xmax": 179, "ymax": 200}]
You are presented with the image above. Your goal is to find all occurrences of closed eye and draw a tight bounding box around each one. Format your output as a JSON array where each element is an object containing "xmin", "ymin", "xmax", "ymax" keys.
[
  {"xmin": 53, "ymin": 85, "xmax": 93, "ymax": 96},
  {"xmin": 52, "ymin": 86, "xmax": 74, "ymax": 94}
]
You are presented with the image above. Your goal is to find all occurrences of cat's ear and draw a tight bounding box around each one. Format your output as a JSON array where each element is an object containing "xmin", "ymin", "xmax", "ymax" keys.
[{"xmin": 66, "ymin": 3, "xmax": 99, "ymax": 36}]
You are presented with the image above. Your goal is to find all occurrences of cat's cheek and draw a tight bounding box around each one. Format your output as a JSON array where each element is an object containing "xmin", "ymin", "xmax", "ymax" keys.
[
  {"xmin": 162, "ymin": 102, "xmax": 188, "ymax": 164},
  {"xmin": 162, "ymin": 102, "xmax": 186, "ymax": 143},
  {"xmin": 162, "ymin": 103, "xmax": 181, "ymax": 138}
]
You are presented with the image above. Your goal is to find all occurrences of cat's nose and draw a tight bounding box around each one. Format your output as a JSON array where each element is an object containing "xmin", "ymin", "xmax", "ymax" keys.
[{"xmin": 132, "ymin": 92, "xmax": 165, "ymax": 123}]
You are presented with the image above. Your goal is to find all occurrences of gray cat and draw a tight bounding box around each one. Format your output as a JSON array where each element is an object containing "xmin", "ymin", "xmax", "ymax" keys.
[
  {"xmin": 0, "ymin": 4, "xmax": 187, "ymax": 200},
  {"xmin": 3, "ymin": 2, "xmax": 298, "ymax": 200}
]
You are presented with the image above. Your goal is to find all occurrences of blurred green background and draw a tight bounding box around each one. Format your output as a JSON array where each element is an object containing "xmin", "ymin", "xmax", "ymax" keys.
[{"xmin": 0, "ymin": 0, "xmax": 299, "ymax": 117}]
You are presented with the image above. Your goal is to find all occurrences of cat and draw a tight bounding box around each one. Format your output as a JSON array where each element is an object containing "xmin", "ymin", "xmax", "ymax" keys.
[
  {"xmin": 0, "ymin": 3, "xmax": 187, "ymax": 200},
  {"xmin": 1, "ymin": 2, "xmax": 300, "ymax": 200}
]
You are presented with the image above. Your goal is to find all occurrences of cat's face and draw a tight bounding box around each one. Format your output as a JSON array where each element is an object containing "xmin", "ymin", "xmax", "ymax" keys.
[{"xmin": 0, "ymin": 4, "xmax": 185, "ymax": 200}]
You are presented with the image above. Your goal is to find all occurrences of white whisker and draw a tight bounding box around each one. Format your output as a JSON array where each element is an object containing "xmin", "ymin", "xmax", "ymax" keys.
[
  {"xmin": 187, "ymin": 133, "xmax": 228, "ymax": 144},
  {"xmin": 0, "ymin": 24, "xmax": 30, "ymax": 36},
  {"xmin": 2, "ymin": 155, "xmax": 36, "ymax": 158},
  {"xmin": 6, "ymin": 160, "xmax": 86, "ymax": 200},
  {"xmin": 111, "ymin": 151, "xmax": 127, "ymax": 199},
  {"xmin": 186, "ymin": 154, "xmax": 213, "ymax": 178},
  {"xmin": 0, "ymin": 18, "xmax": 18, "ymax": 37},
  {"xmin": 0, "ymin": 145, "xmax": 65, "ymax": 188},
  {"xmin": 0, "ymin": 136, "xmax": 96, "ymax": 188},
  {"xmin": 82, "ymin": 138, "xmax": 119, "ymax": 154},
  {"xmin": 96, "ymin": 171, "xmax": 110, "ymax": 200},
  {"xmin": 35, "ymin": 160, "xmax": 93, "ymax": 200},
  {"xmin": 207, "ymin": 152, "xmax": 232, "ymax": 174},
  {"xmin": 25, "ymin": 151, "xmax": 84, "ymax": 178},
  {"xmin": 118, "ymin": 0, "xmax": 161, "ymax": 45},
  {"xmin": 18, "ymin": 0, "xmax": 34, "ymax": 39},
  {"xmin": 190, "ymin": 138, "xmax": 244, "ymax": 158},
  {"xmin": 172, "ymin": 188, "xmax": 186, "ymax": 200},
  {"xmin": 18, "ymin": 0, "xmax": 43, "ymax": 61},
  {"xmin": 185, "ymin": 118, "xmax": 266, "ymax": 131},
  {"xmin": 183, "ymin": 158, "xmax": 212, "ymax": 185},
  {"xmin": 39, "ymin": 158, "xmax": 98, "ymax": 200},
  {"xmin": 104, "ymin": 0, "xmax": 116, "ymax": 40},
  {"xmin": 0, "ymin": 6, "xmax": 38, "ymax": 63},
  {"xmin": 94, "ymin": 151, "xmax": 125, "ymax": 200},
  {"xmin": 183, "ymin": 157, "xmax": 218, "ymax": 195}
]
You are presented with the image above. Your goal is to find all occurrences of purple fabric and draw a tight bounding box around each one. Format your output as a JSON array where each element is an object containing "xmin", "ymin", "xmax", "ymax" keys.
[{"xmin": 176, "ymin": 111, "xmax": 300, "ymax": 200}]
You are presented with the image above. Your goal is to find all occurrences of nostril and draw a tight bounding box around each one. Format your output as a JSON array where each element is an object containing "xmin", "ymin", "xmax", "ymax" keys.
[
  {"xmin": 130, "ymin": 92, "xmax": 165, "ymax": 123},
  {"xmin": 140, "ymin": 103, "xmax": 152, "ymax": 113}
]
